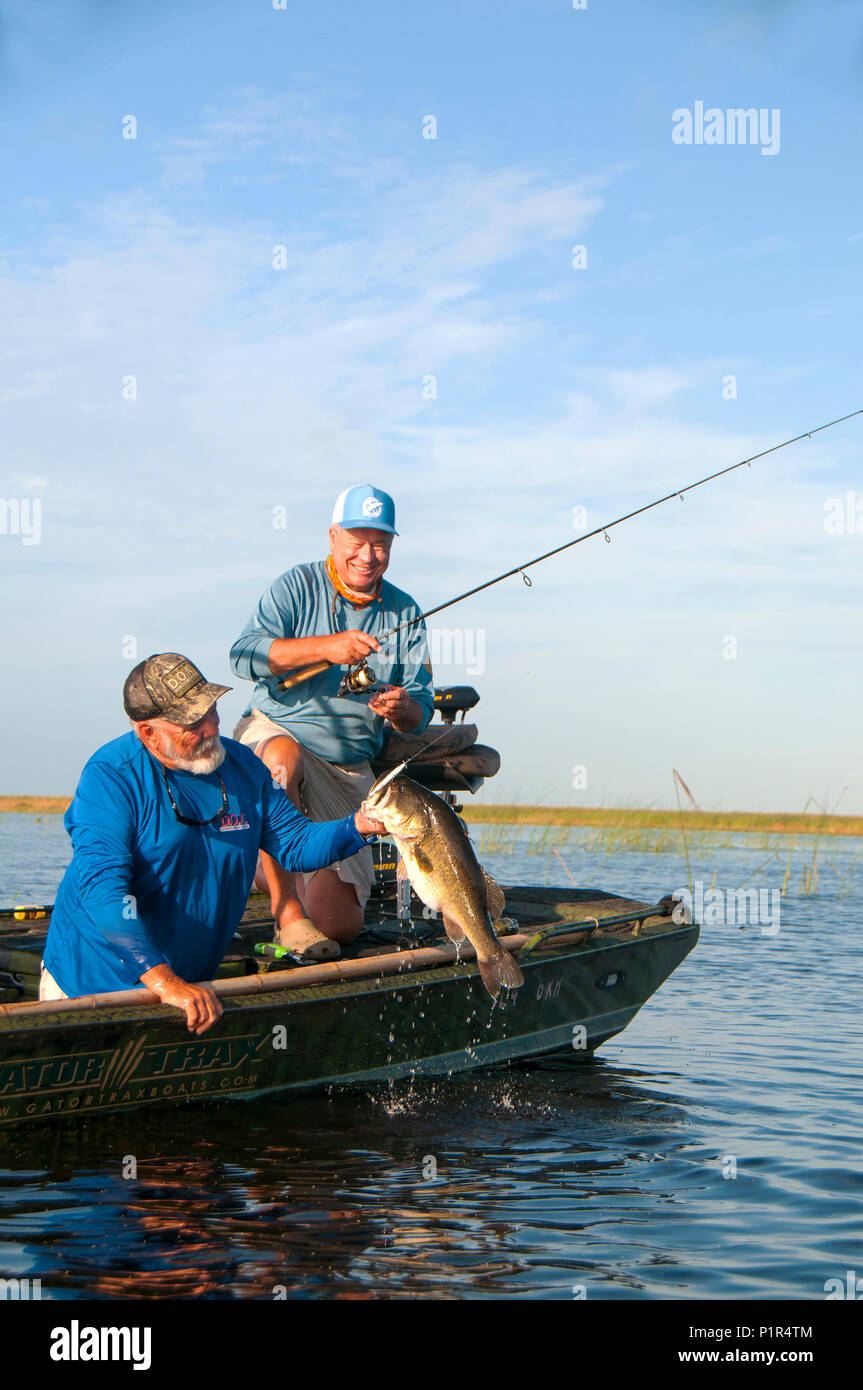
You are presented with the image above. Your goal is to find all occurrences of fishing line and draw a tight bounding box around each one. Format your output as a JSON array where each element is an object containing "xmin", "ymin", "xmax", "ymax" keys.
[
  {"xmin": 366, "ymin": 723, "xmax": 461, "ymax": 793},
  {"xmin": 376, "ymin": 405, "xmax": 863, "ymax": 646},
  {"xmin": 280, "ymin": 406, "xmax": 862, "ymax": 694}
]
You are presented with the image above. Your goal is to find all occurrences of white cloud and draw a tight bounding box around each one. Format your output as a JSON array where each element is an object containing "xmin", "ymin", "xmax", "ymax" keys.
[{"xmin": 2, "ymin": 90, "xmax": 862, "ymax": 810}]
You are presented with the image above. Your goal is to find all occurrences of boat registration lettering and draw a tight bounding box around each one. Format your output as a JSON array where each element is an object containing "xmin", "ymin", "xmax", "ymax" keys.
[{"xmin": 536, "ymin": 977, "xmax": 562, "ymax": 1002}]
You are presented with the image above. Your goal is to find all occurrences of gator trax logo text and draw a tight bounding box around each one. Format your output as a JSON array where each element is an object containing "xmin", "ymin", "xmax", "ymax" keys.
[
  {"xmin": 50, "ymin": 1320, "xmax": 151, "ymax": 1371},
  {"xmin": 362, "ymin": 497, "xmax": 383, "ymax": 518},
  {"xmin": 0, "ymin": 1033, "xmax": 267, "ymax": 1120}
]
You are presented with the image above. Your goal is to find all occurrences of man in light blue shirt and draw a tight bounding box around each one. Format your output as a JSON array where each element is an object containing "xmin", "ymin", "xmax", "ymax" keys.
[
  {"xmin": 42, "ymin": 653, "xmax": 384, "ymax": 1033},
  {"xmin": 230, "ymin": 485, "xmax": 433, "ymax": 949}
]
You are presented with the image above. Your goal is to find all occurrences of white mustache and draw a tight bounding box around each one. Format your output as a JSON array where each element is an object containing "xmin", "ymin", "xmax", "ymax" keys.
[{"xmin": 162, "ymin": 732, "xmax": 225, "ymax": 773}]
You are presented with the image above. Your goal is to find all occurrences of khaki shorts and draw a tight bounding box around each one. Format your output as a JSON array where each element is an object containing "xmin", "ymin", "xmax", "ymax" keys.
[
  {"xmin": 233, "ymin": 710, "xmax": 376, "ymax": 908},
  {"xmin": 39, "ymin": 965, "xmax": 68, "ymax": 1001}
]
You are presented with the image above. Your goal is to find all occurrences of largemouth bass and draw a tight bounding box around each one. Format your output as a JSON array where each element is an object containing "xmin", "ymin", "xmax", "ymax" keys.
[{"xmin": 362, "ymin": 772, "xmax": 524, "ymax": 1000}]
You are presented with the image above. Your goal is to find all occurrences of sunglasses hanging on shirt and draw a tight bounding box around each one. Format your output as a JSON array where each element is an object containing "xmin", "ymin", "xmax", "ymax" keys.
[{"xmin": 161, "ymin": 766, "xmax": 229, "ymax": 827}]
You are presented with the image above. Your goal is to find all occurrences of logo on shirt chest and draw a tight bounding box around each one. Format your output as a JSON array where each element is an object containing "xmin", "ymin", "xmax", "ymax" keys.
[{"xmin": 218, "ymin": 812, "xmax": 250, "ymax": 832}]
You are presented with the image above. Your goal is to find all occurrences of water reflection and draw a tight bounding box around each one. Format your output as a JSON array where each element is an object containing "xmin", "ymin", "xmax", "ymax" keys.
[
  {"xmin": 0, "ymin": 1057, "xmax": 748, "ymax": 1300},
  {"xmin": 2, "ymin": 818, "xmax": 862, "ymax": 1299}
]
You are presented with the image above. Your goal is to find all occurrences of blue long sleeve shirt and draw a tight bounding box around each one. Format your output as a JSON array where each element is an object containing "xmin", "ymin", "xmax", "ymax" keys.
[
  {"xmin": 229, "ymin": 560, "xmax": 434, "ymax": 764},
  {"xmin": 43, "ymin": 733, "xmax": 369, "ymax": 997}
]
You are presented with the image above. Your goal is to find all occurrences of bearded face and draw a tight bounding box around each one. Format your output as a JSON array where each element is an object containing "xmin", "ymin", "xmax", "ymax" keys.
[
  {"xmin": 154, "ymin": 728, "xmax": 226, "ymax": 775},
  {"xmin": 136, "ymin": 706, "xmax": 226, "ymax": 774}
]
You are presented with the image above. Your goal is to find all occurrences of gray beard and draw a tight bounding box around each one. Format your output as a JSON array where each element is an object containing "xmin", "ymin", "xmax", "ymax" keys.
[{"xmin": 162, "ymin": 734, "xmax": 226, "ymax": 775}]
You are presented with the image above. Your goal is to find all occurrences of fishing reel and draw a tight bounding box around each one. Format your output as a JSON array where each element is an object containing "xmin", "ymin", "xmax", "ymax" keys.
[{"xmin": 338, "ymin": 660, "xmax": 380, "ymax": 697}]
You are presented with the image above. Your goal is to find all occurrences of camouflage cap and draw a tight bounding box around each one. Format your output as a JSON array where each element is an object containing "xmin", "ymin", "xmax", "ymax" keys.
[{"xmin": 123, "ymin": 653, "xmax": 232, "ymax": 725}]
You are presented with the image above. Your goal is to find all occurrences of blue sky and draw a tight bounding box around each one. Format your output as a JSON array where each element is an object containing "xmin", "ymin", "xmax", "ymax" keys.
[{"xmin": 1, "ymin": 0, "xmax": 861, "ymax": 811}]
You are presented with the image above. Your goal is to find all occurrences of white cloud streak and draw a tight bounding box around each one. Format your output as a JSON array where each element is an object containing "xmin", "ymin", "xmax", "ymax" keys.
[{"xmin": 2, "ymin": 89, "xmax": 861, "ymax": 809}]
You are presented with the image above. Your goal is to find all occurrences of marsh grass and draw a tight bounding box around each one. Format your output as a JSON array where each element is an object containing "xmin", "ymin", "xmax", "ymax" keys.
[
  {"xmin": 0, "ymin": 797, "xmax": 69, "ymax": 815},
  {"xmin": 470, "ymin": 789, "xmax": 863, "ymax": 902},
  {"xmin": 780, "ymin": 791, "xmax": 858, "ymax": 898},
  {"xmin": 468, "ymin": 803, "xmax": 863, "ymax": 836},
  {"xmin": 674, "ymin": 772, "xmax": 693, "ymax": 896},
  {"xmin": 4, "ymin": 793, "xmax": 861, "ymax": 905}
]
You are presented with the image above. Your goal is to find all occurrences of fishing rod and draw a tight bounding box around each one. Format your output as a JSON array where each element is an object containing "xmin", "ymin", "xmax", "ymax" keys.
[{"xmin": 281, "ymin": 405, "xmax": 863, "ymax": 694}]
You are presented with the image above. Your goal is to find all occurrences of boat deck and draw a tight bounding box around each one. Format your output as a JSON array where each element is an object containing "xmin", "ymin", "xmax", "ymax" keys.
[{"xmin": 0, "ymin": 885, "xmax": 682, "ymax": 1005}]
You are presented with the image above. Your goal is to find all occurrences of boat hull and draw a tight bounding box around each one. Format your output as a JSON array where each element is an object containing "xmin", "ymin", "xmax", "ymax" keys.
[{"xmin": 0, "ymin": 923, "xmax": 697, "ymax": 1127}]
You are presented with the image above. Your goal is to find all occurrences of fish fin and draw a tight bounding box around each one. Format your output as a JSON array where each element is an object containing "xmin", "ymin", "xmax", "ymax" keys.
[
  {"xmin": 413, "ymin": 843, "xmax": 435, "ymax": 874},
  {"xmin": 481, "ymin": 869, "xmax": 506, "ymax": 921},
  {"xmin": 477, "ymin": 949, "xmax": 524, "ymax": 1000},
  {"xmin": 442, "ymin": 914, "xmax": 466, "ymax": 944},
  {"xmin": 395, "ymin": 856, "xmax": 409, "ymax": 881}
]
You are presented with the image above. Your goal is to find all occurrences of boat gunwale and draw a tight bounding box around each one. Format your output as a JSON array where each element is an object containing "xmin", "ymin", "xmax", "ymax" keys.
[{"xmin": 0, "ymin": 917, "xmax": 698, "ymax": 1038}]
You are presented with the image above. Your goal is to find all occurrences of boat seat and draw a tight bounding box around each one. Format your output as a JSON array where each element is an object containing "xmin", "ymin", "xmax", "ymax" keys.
[
  {"xmin": 382, "ymin": 746, "xmax": 500, "ymax": 795},
  {"xmin": 372, "ymin": 703, "xmax": 500, "ymax": 796},
  {"xmin": 381, "ymin": 722, "xmax": 479, "ymax": 764}
]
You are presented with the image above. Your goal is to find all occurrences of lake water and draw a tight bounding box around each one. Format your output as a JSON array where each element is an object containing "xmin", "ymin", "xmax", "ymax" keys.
[{"xmin": 0, "ymin": 812, "xmax": 861, "ymax": 1300}]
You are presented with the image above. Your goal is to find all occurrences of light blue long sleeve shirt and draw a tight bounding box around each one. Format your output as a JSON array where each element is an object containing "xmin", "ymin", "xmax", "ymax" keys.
[
  {"xmin": 43, "ymin": 733, "xmax": 369, "ymax": 997},
  {"xmin": 229, "ymin": 560, "xmax": 434, "ymax": 764}
]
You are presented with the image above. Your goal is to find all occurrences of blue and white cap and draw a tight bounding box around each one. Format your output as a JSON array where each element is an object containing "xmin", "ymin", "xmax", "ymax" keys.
[{"xmin": 331, "ymin": 484, "xmax": 398, "ymax": 536}]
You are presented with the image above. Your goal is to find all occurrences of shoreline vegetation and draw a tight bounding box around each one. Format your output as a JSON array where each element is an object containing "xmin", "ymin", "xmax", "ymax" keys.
[
  {"xmin": 468, "ymin": 806, "xmax": 863, "ymax": 837},
  {"xmin": 2, "ymin": 797, "xmax": 73, "ymax": 815},
  {"xmin": 2, "ymin": 796, "xmax": 862, "ymax": 837}
]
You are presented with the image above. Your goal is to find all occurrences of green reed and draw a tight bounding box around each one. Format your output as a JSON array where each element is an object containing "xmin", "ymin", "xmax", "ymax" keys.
[{"xmin": 471, "ymin": 790, "xmax": 863, "ymax": 903}]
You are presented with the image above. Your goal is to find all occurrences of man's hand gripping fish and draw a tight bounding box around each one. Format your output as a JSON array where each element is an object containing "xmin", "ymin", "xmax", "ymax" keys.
[{"xmin": 362, "ymin": 771, "xmax": 524, "ymax": 1000}]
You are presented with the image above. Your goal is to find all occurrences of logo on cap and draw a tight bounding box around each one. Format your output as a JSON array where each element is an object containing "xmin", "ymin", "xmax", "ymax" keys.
[
  {"xmin": 160, "ymin": 661, "xmax": 200, "ymax": 698},
  {"xmin": 331, "ymin": 483, "xmax": 398, "ymax": 535}
]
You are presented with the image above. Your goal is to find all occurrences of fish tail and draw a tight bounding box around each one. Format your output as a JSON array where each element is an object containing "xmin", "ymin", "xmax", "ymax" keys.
[
  {"xmin": 442, "ymin": 914, "xmax": 466, "ymax": 944},
  {"xmin": 477, "ymin": 947, "xmax": 524, "ymax": 999}
]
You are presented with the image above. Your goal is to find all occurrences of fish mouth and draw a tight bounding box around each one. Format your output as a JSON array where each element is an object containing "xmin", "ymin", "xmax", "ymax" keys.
[{"xmin": 364, "ymin": 761, "xmax": 408, "ymax": 808}]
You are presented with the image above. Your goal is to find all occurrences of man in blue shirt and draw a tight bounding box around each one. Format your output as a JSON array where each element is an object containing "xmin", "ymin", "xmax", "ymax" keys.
[
  {"xmin": 230, "ymin": 485, "xmax": 433, "ymax": 951},
  {"xmin": 41, "ymin": 653, "xmax": 384, "ymax": 1034}
]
